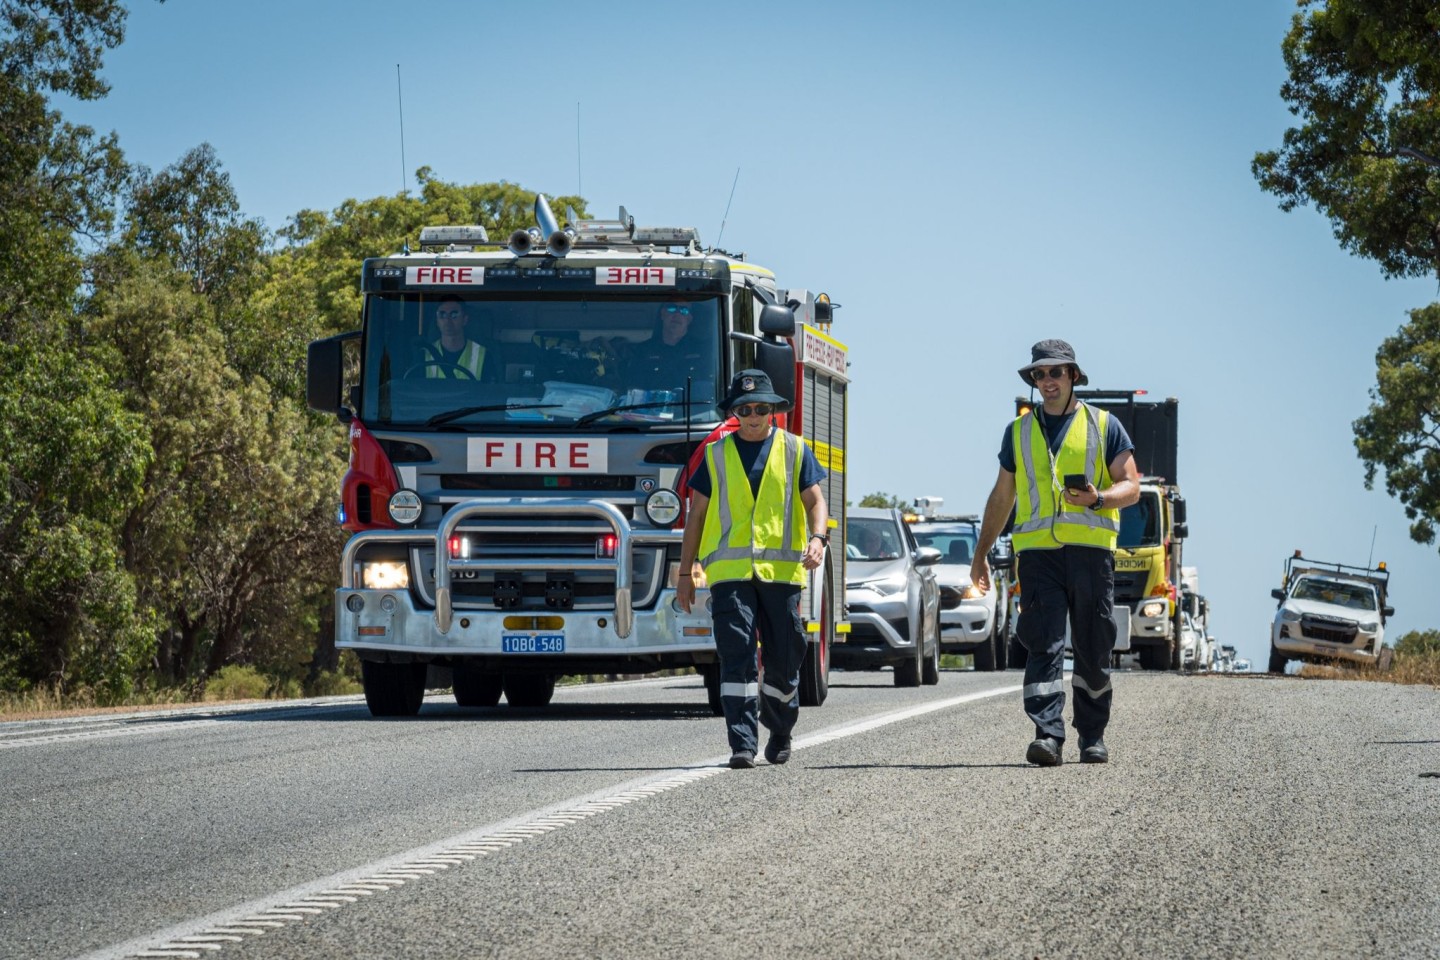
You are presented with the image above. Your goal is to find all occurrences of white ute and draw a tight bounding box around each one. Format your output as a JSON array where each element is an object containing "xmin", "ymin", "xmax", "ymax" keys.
[{"xmin": 1268, "ymin": 553, "xmax": 1393, "ymax": 673}]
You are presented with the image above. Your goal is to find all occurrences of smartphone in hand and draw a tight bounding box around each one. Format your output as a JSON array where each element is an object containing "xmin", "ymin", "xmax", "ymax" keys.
[{"xmin": 1063, "ymin": 473, "xmax": 1089, "ymax": 493}]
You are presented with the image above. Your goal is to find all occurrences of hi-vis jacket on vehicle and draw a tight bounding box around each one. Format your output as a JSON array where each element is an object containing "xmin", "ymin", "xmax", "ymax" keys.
[
  {"xmin": 1011, "ymin": 403, "xmax": 1121, "ymax": 552},
  {"xmin": 306, "ymin": 197, "xmax": 851, "ymax": 717}
]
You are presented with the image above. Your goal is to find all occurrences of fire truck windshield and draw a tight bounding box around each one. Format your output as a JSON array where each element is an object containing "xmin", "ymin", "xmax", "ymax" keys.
[
  {"xmin": 1117, "ymin": 490, "xmax": 1162, "ymax": 549},
  {"xmin": 359, "ymin": 294, "xmax": 723, "ymax": 428}
]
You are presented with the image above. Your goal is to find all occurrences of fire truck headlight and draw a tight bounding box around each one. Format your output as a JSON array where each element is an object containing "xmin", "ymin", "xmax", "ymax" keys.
[
  {"xmin": 645, "ymin": 489, "xmax": 682, "ymax": 527},
  {"xmin": 387, "ymin": 490, "xmax": 422, "ymax": 525},
  {"xmin": 361, "ymin": 561, "xmax": 410, "ymax": 590},
  {"xmin": 1140, "ymin": 600, "xmax": 1166, "ymax": 618}
]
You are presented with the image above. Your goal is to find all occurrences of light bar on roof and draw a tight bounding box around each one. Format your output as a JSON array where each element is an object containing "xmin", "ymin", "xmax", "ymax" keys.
[
  {"xmin": 418, "ymin": 225, "xmax": 490, "ymax": 246},
  {"xmin": 633, "ymin": 226, "xmax": 700, "ymax": 245}
]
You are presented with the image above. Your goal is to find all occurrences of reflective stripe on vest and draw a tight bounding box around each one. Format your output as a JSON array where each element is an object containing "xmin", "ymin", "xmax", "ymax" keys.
[
  {"xmin": 425, "ymin": 339, "xmax": 486, "ymax": 379},
  {"xmin": 698, "ymin": 431, "xmax": 807, "ymax": 586},
  {"xmin": 1011, "ymin": 402, "xmax": 1121, "ymax": 551}
]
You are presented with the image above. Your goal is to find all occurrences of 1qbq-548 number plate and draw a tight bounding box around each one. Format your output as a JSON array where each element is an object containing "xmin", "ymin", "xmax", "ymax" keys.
[{"xmin": 501, "ymin": 634, "xmax": 565, "ymax": 654}]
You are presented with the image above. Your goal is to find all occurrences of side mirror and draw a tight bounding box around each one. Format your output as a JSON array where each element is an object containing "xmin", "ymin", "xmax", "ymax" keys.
[
  {"xmin": 753, "ymin": 338, "xmax": 796, "ymax": 409},
  {"xmin": 914, "ymin": 546, "xmax": 942, "ymax": 567},
  {"xmin": 1172, "ymin": 496, "xmax": 1188, "ymax": 524},
  {"xmin": 990, "ymin": 547, "xmax": 1014, "ymax": 572},
  {"xmin": 307, "ymin": 332, "xmax": 352, "ymax": 414},
  {"xmin": 758, "ymin": 303, "xmax": 796, "ymax": 338},
  {"xmin": 1383, "ymin": 605, "xmax": 1395, "ymax": 618},
  {"xmin": 1271, "ymin": 588, "xmax": 1285, "ymax": 601},
  {"xmin": 1172, "ymin": 521, "xmax": 1189, "ymax": 540}
]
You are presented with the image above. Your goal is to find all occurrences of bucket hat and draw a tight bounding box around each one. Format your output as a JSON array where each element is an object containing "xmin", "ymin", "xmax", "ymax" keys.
[
  {"xmin": 720, "ymin": 368, "xmax": 790, "ymax": 412},
  {"xmin": 1017, "ymin": 339, "xmax": 1088, "ymax": 386}
]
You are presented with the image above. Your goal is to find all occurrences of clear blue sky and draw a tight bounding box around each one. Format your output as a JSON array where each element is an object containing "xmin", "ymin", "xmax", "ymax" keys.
[{"xmin": 61, "ymin": 0, "xmax": 1440, "ymax": 668}]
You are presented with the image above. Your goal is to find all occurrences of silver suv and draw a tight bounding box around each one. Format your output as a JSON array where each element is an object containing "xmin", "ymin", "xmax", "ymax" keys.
[
  {"xmin": 836, "ymin": 507, "xmax": 942, "ymax": 686},
  {"xmin": 908, "ymin": 517, "xmax": 1015, "ymax": 671}
]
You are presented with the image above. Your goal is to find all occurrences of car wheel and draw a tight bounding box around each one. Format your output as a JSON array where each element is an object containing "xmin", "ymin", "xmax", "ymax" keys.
[
  {"xmin": 1268, "ymin": 645, "xmax": 1288, "ymax": 675},
  {"xmin": 894, "ymin": 629, "xmax": 922, "ymax": 687},
  {"xmin": 974, "ymin": 624, "xmax": 997, "ymax": 672},
  {"xmin": 922, "ymin": 617, "xmax": 940, "ymax": 685}
]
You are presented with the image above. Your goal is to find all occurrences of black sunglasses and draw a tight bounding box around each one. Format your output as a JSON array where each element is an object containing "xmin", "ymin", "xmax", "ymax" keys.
[
  {"xmin": 733, "ymin": 403, "xmax": 774, "ymax": 418},
  {"xmin": 1032, "ymin": 366, "xmax": 1071, "ymax": 382}
]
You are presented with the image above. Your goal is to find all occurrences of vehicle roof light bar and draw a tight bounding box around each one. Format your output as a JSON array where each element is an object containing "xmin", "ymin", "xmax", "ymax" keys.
[{"xmin": 418, "ymin": 225, "xmax": 490, "ymax": 251}]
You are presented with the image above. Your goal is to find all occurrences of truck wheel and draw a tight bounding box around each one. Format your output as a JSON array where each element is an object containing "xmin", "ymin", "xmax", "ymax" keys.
[
  {"xmin": 1138, "ymin": 642, "xmax": 1168, "ymax": 671},
  {"xmin": 973, "ymin": 627, "xmax": 998, "ymax": 672},
  {"xmin": 800, "ymin": 559, "xmax": 833, "ymax": 706},
  {"xmin": 700, "ymin": 663, "xmax": 724, "ymax": 716},
  {"xmin": 453, "ymin": 662, "xmax": 503, "ymax": 707},
  {"xmin": 362, "ymin": 660, "xmax": 426, "ymax": 717},
  {"xmin": 922, "ymin": 618, "xmax": 941, "ymax": 686},
  {"xmin": 1169, "ymin": 613, "xmax": 1183, "ymax": 671},
  {"xmin": 1268, "ymin": 646, "xmax": 1288, "ymax": 675},
  {"xmin": 503, "ymin": 673, "xmax": 556, "ymax": 708}
]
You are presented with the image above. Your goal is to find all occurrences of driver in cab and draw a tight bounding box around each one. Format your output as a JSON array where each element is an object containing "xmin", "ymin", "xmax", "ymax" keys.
[{"xmin": 421, "ymin": 295, "xmax": 493, "ymax": 380}]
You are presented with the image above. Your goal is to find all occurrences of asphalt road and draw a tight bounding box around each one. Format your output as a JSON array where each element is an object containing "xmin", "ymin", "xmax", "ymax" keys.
[{"xmin": 1, "ymin": 669, "xmax": 1436, "ymax": 960}]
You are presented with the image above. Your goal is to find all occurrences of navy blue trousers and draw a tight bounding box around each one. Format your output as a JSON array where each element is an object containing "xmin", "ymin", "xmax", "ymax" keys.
[
  {"xmin": 1016, "ymin": 546, "xmax": 1115, "ymax": 741},
  {"xmin": 710, "ymin": 579, "xmax": 805, "ymax": 754}
]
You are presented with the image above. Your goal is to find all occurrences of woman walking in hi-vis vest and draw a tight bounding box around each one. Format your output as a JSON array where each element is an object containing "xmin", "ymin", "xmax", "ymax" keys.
[
  {"xmin": 971, "ymin": 340, "xmax": 1141, "ymax": 766},
  {"xmin": 677, "ymin": 369, "xmax": 829, "ymax": 769}
]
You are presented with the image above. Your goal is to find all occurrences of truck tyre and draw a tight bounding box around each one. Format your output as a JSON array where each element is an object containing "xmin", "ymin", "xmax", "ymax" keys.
[
  {"xmin": 1138, "ymin": 642, "xmax": 1169, "ymax": 672},
  {"xmin": 800, "ymin": 559, "xmax": 833, "ymax": 706},
  {"xmin": 700, "ymin": 663, "xmax": 724, "ymax": 716},
  {"xmin": 1169, "ymin": 610, "xmax": 1183, "ymax": 671},
  {"xmin": 362, "ymin": 660, "xmax": 426, "ymax": 717},
  {"xmin": 973, "ymin": 627, "xmax": 998, "ymax": 672},
  {"xmin": 1268, "ymin": 645, "xmax": 1288, "ymax": 675},
  {"xmin": 503, "ymin": 673, "xmax": 556, "ymax": 708},
  {"xmin": 922, "ymin": 617, "xmax": 941, "ymax": 686},
  {"xmin": 453, "ymin": 662, "xmax": 503, "ymax": 707}
]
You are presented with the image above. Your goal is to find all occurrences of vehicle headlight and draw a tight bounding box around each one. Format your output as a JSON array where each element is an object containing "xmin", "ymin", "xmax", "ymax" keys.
[
  {"xmin": 1140, "ymin": 600, "xmax": 1166, "ymax": 618},
  {"xmin": 645, "ymin": 489, "xmax": 682, "ymax": 527},
  {"xmin": 1359, "ymin": 620, "xmax": 1379, "ymax": 633},
  {"xmin": 387, "ymin": 489, "xmax": 422, "ymax": 525},
  {"xmin": 361, "ymin": 561, "xmax": 410, "ymax": 590},
  {"xmin": 961, "ymin": 583, "xmax": 984, "ymax": 600},
  {"xmin": 1279, "ymin": 607, "xmax": 1302, "ymax": 622},
  {"xmin": 865, "ymin": 576, "xmax": 908, "ymax": 597}
]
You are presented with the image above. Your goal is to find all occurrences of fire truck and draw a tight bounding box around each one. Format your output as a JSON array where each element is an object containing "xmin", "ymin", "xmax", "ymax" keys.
[{"xmin": 306, "ymin": 196, "xmax": 850, "ymax": 716}]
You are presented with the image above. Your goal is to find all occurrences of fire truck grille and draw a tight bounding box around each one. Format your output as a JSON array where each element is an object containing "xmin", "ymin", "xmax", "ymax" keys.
[
  {"xmin": 442, "ymin": 474, "xmax": 636, "ymax": 492},
  {"xmin": 1300, "ymin": 614, "xmax": 1358, "ymax": 645}
]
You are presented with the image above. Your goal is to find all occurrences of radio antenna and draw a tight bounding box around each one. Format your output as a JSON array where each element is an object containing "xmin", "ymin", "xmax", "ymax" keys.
[
  {"xmin": 1367, "ymin": 523, "xmax": 1378, "ymax": 568},
  {"xmin": 715, "ymin": 166, "xmax": 740, "ymax": 248},
  {"xmin": 576, "ymin": 101, "xmax": 583, "ymax": 198},
  {"xmin": 396, "ymin": 64, "xmax": 409, "ymax": 197}
]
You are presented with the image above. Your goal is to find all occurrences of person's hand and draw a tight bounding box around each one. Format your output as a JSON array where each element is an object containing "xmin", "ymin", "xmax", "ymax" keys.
[
  {"xmin": 1063, "ymin": 482, "xmax": 1097, "ymax": 507},
  {"xmin": 677, "ymin": 569, "xmax": 697, "ymax": 613},
  {"xmin": 803, "ymin": 537, "xmax": 825, "ymax": 570},
  {"xmin": 970, "ymin": 555, "xmax": 991, "ymax": 594}
]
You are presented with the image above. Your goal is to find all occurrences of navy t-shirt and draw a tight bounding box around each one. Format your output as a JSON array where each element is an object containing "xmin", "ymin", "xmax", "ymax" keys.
[
  {"xmin": 688, "ymin": 431, "xmax": 827, "ymax": 499},
  {"xmin": 997, "ymin": 403, "xmax": 1134, "ymax": 474}
]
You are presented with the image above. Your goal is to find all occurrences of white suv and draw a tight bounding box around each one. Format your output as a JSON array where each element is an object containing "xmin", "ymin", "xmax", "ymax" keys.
[{"xmin": 1269, "ymin": 572, "xmax": 1391, "ymax": 672}]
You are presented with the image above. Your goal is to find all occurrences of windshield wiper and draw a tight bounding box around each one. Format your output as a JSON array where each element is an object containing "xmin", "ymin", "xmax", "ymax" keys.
[
  {"xmin": 575, "ymin": 399, "xmax": 712, "ymax": 426},
  {"xmin": 425, "ymin": 403, "xmax": 561, "ymax": 427}
]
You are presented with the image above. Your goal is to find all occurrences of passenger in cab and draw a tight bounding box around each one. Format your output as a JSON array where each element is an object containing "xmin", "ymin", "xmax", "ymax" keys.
[{"xmin": 420, "ymin": 295, "xmax": 494, "ymax": 380}]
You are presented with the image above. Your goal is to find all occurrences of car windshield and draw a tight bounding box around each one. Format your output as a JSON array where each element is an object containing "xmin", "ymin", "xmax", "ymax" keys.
[
  {"xmin": 911, "ymin": 523, "xmax": 978, "ymax": 566},
  {"xmin": 359, "ymin": 294, "xmax": 724, "ymax": 428},
  {"xmin": 847, "ymin": 517, "xmax": 903, "ymax": 561},
  {"xmin": 1118, "ymin": 491, "xmax": 1161, "ymax": 548},
  {"xmin": 1291, "ymin": 577, "xmax": 1377, "ymax": 610}
]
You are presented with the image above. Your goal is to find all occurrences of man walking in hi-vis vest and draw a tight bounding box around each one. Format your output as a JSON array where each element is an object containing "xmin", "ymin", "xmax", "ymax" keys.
[
  {"xmin": 678, "ymin": 369, "xmax": 828, "ymax": 769},
  {"xmin": 971, "ymin": 341, "xmax": 1140, "ymax": 766}
]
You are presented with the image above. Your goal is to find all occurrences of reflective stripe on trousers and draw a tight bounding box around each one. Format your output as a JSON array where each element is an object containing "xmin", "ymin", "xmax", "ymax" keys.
[{"xmin": 709, "ymin": 578, "xmax": 807, "ymax": 755}]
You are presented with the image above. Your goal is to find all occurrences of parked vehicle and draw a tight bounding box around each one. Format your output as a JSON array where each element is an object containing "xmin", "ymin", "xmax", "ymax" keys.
[
  {"xmin": 1269, "ymin": 552, "xmax": 1392, "ymax": 673},
  {"xmin": 836, "ymin": 507, "xmax": 942, "ymax": 686},
  {"xmin": 907, "ymin": 513, "xmax": 1015, "ymax": 671}
]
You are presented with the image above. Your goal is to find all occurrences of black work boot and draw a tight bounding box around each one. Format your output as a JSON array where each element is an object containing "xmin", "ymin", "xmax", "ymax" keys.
[
  {"xmin": 1079, "ymin": 735, "xmax": 1109, "ymax": 764},
  {"xmin": 764, "ymin": 734, "xmax": 792, "ymax": 765},
  {"xmin": 1026, "ymin": 735, "xmax": 1063, "ymax": 767},
  {"xmin": 729, "ymin": 750, "xmax": 756, "ymax": 769}
]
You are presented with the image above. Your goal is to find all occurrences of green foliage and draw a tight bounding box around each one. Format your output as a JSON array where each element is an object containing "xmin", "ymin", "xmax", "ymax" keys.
[
  {"xmin": 1394, "ymin": 629, "xmax": 1440, "ymax": 656},
  {"xmin": 859, "ymin": 491, "xmax": 906, "ymax": 509},
  {"xmin": 1253, "ymin": 0, "xmax": 1440, "ymax": 278},
  {"xmin": 1353, "ymin": 304, "xmax": 1440, "ymax": 546},
  {"xmin": 202, "ymin": 664, "xmax": 270, "ymax": 701},
  {"xmin": 307, "ymin": 669, "xmax": 361, "ymax": 697}
]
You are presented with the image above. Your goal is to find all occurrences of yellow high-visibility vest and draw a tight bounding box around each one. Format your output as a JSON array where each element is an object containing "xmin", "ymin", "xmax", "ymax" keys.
[
  {"xmin": 1011, "ymin": 402, "xmax": 1120, "ymax": 551},
  {"xmin": 425, "ymin": 339, "xmax": 486, "ymax": 379},
  {"xmin": 699, "ymin": 431, "xmax": 807, "ymax": 586}
]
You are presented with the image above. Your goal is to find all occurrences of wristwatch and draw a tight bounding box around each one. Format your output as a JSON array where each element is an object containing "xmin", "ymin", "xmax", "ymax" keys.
[
  {"xmin": 1092, "ymin": 492, "xmax": 1105, "ymax": 510},
  {"xmin": 809, "ymin": 533, "xmax": 829, "ymax": 544}
]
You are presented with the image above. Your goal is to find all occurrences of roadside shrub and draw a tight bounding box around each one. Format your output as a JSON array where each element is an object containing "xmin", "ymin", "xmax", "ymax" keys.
[
  {"xmin": 203, "ymin": 664, "xmax": 270, "ymax": 701},
  {"xmin": 306, "ymin": 670, "xmax": 361, "ymax": 697},
  {"xmin": 1394, "ymin": 629, "xmax": 1440, "ymax": 657}
]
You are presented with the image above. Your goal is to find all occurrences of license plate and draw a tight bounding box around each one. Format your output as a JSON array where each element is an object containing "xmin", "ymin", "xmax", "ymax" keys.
[{"xmin": 501, "ymin": 634, "xmax": 565, "ymax": 654}]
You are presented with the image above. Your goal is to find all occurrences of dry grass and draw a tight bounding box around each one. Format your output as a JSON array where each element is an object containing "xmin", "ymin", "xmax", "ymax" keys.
[
  {"xmin": 0, "ymin": 684, "xmax": 196, "ymax": 722},
  {"xmin": 1296, "ymin": 651, "xmax": 1440, "ymax": 688}
]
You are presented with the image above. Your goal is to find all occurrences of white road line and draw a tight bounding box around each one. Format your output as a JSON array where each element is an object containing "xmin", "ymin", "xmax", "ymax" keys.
[
  {"xmin": 75, "ymin": 680, "xmax": 1024, "ymax": 960},
  {"xmin": 0, "ymin": 719, "xmax": 222, "ymax": 749}
]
